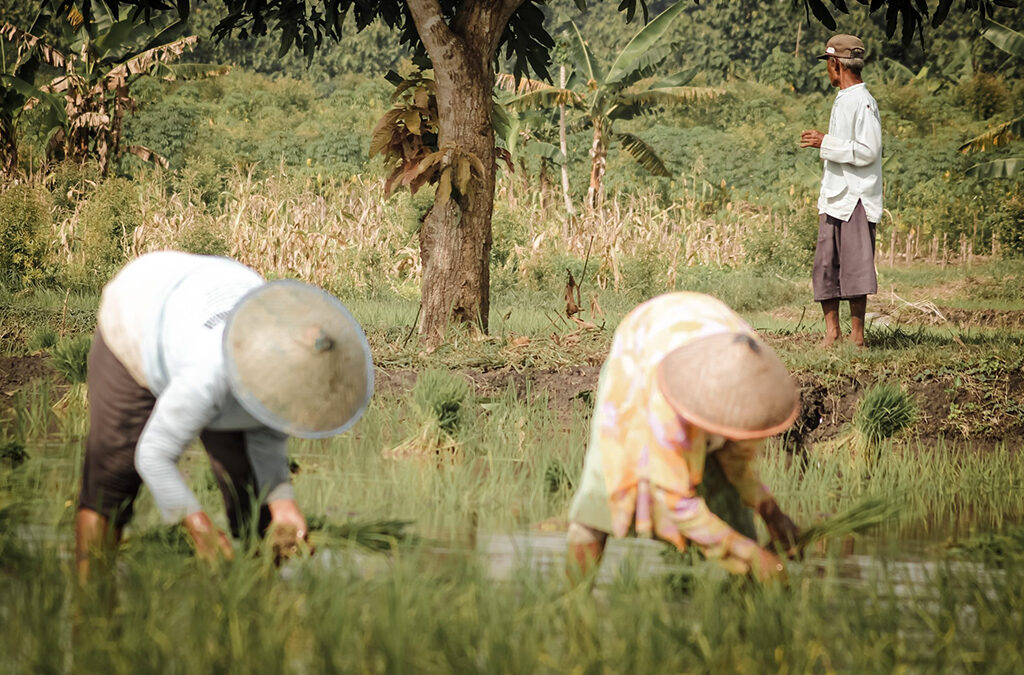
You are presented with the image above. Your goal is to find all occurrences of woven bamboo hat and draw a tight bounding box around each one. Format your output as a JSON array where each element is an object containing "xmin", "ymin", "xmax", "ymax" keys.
[
  {"xmin": 223, "ymin": 280, "xmax": 374, "ymax": 439},
  {"xmin": 655, "ymin": 332, "xmax": 799, "ymax": 440}
]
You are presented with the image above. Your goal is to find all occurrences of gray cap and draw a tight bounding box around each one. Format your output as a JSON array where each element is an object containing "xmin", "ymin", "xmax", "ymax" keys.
[{"xmin": 223, "ymin": 280, "xmax": 374, "ymax": 439}]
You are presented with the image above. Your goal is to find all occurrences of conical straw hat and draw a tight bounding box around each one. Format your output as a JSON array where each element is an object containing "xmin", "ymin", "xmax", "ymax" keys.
[
  {"xmin": 223, "ymin": 280, "xmax": 374, "ymax": 438},
  {"xmin": 655, "ymin": 332, "xmax": 799, "ymax": 440}
]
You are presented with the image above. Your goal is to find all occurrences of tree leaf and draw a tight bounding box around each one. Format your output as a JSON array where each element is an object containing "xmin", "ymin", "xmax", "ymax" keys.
[
  {"xmin": 649, "ymin": 68, "xmax": 698, "ymax": 88},
  {"xmin": 616, "ymin": 132, "xmax": 671, "ymax": 177},
  {"xmin": 455, "ymin": 155, "xmax": 471, "ymax": 195},
  {"xmin": 959, "ymin": 115, "xmax": 1024, "ymax": 153},
  {"xmin": 435, "ymin": 166, "xmax": 452, "ymax": 206},
  {"xmin": 965, "ymin": 157, "xmax": 1022, "ymax": 178},
  {"xmin": 369, "ymin": 108, "xmax": 403, "ymax": 157},
  {"xmin": 605, "ymin": 0, "xmax": 686, "ymax": 86},
  {"xmin": 980, "ymin": 17, "xmax": 1024, "ymax": 60},
  {"xmin": 403, "ymin": 110, "xmax": 421, "ymax": 136},
  {"xmin": 564, "ymin": 22, "xmax": 603, "ymax": 86},
  {"xmin": 807, "ymin": 0, "xmax": 837, "ymax": 31}
]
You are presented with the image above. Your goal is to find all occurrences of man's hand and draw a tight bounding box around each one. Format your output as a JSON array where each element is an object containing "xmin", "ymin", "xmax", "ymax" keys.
[
  {"xmin": 758, "ymin": 499, "xmax": 801, "ymax": 559},
  {"xmin": 183, "ymin": 511, "xmax": 234, "ymax": 562},
  {"xmin": 800, "ymin": 129, "xmax": 824, "ymax": 148},
  {"xmin": 268, "ymin": 499, "xmax": 313, "ymax": 563}
]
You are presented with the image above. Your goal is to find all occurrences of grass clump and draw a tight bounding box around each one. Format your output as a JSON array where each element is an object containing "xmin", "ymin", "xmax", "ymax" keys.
[
  {"xmin": 50, "ymin": 333, "xmax": 91, "ymax": 384},
  {"xmin": 854, "ymin": 383, "xmax": 917, "ymax": 446},
  {"xmin": 27, "ymin": 325, "xmax": 58, "ymax": 351}
]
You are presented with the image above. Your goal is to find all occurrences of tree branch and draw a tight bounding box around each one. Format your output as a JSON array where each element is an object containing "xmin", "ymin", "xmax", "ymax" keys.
[
  {"xmin": 452, "ymin": 0, "xmax": 528, "ymax": 56},
  {"xmin": 406, "ymin": 0, "xmax": 458, "ymax": 61}
]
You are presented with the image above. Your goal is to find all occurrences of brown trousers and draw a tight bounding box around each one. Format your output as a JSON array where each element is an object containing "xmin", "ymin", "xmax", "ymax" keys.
[
  {"xmin": 78, "ymin": 330, "xmax": 271, "ymax": 536},
  {"xmin": 812, "ymin": 200, "xmax": 878, "ymax": 302}
]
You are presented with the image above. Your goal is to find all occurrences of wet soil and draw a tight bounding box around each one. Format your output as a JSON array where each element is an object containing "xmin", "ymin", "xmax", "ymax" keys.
[{"xmin": 0, "ymin": 353, "xmax": 54, "ymax": 399}]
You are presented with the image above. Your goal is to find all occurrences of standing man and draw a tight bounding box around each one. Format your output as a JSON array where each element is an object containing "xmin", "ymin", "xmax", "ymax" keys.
[
  {"xmin": 800, "ymin": 34, "xmax": 882, "ymax": 348},
  {"xmin": 76, "ymin": 251, "xmax": 375, "ymax": 579}
]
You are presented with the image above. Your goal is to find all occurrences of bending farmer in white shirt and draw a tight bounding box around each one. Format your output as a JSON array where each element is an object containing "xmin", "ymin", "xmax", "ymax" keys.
[
  {"xmin": 76, "ymin": 251, "xmax": 374, "ymax": 579},
  {"xmin": 800, "ymin": 34, "xmax": 882, "ymax": 348}
]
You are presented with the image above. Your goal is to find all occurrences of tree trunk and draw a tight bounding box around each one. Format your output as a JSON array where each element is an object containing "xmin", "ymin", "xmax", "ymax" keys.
[
  {"xmin": 586, "ymin": 117, "xmax": 607, "ymax": 210},
  {"xmin": 408, "ymin": 0, "xmax": 523, "ymax": 347},
  {"xmin": 558, "ymin": 63, "xmax": 575, "ymax": 218}
]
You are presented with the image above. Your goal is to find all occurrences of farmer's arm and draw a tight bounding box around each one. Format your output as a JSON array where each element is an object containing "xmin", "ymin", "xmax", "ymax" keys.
[
  {"xmin": 717, "ymin": 440, "xmax": 800, "ymax": 554},
  {"xmin": 819, "ymin": 99, "xmax": 881, "ymax": 167},
  {"xmin": 244, "ymin": 428, "xmax": 308, "ymax": 548},
  {"xmin": 669, "ymin": 493, "xmax": 784, "ymax": 580},
  {"xmin": 135, "ymin": 374, "xmax": 233, "ymax": 560}
]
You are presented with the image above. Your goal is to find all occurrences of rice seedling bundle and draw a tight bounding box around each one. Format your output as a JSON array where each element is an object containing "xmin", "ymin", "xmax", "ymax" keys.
[
  {"xmin": 796, "ymin": 495, "xmax": 904, "ymax": 550},
  {"xmin": 854, "ymin": 383, "xmax": 916, "ymax": 446},
  {"xmin": 386, "ymin": 369, "xmax": 473, "ymax": 459}
]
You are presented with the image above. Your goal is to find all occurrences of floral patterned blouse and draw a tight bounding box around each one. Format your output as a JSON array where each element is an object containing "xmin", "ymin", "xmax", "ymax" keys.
[{"xmin": 568, "ymin": 292, "xmax": 774, "ymax": 572}]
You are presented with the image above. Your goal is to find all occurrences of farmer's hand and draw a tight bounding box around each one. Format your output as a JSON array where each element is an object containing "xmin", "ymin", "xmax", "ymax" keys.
[
  {"xmin": 750, "ymin": 547, "xmax": 787, "ymax": 583},
  {"xmin": 183, "ymin": 511, "xmax": 234, "ymax": 562},
  {"xmin": 268, "ymin": 499, "xmax": 314, "ymax": 563},
  {"xmin": 799, "ymin": 129, "xmax": 824, "ymax": 148},
  {"xmin": 759, "ymin": 499, "xmax": 801, "ymax": 559}
]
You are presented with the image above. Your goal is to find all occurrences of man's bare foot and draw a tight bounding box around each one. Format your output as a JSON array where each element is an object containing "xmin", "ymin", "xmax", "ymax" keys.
[{"xmin": 821, "ymin": 331, "xmax": 842, "ymax": 347}]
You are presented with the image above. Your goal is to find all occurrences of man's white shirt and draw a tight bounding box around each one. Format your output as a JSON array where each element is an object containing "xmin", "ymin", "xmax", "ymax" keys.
[{"xmin": 818, "ymin": 82, "xmax": 883, "ymax": 223}]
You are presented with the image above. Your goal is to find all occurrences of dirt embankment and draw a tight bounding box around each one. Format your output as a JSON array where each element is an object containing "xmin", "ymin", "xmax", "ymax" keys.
[
  {"xmin": 380, "ymin": 363, "xmax": 1024, "ymax": 452},
  {"xmin": 6, "ymin": 350, "xmax": 1021, "ymax": 452}
]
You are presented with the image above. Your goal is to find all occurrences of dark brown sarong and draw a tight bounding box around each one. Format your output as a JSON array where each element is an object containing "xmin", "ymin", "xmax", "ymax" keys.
[
  {"xmin": 812, "ymin": 200, "xmax": 878, "ymax": 302},
  {"xmin": 79, "ymin": 330, "xmax": 271, "ymax": 536}
]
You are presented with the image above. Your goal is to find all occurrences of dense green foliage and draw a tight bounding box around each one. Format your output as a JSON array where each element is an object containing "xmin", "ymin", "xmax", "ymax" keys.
[{"xmin": 0, "ymin": 183, "xmax": 51, "ymax": 288}]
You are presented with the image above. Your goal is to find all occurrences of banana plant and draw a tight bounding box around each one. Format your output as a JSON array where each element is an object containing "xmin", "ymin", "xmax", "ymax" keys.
[
  {"xmin": 0, "ymin": 7, "xmax": 65, "ymax": 174},
  {"xmin": 961, "ymin": 17, "xmax": 1024, "ymax": 178},
  {"xmin": 2, "ymin": 0, "xmax": 227, "ymax": 176},
  {"xmin": 499, "ymin": 1, "xmax": 723, "ymax": 209}
]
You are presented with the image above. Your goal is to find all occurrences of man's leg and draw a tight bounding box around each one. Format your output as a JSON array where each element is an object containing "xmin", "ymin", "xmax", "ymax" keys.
[
  {"xmin": 77, "ymin": 330, "xmax": 154, "ymax": 582},
  {"xmin": 813, "ymin": 212, "xmax": 843, "ymax": 347},
  {"xmin": 75, "ymin": 509, "xmax": 121, "ymax": 582},
  {"xmin": 849, "ymin": 295, "xmax": 867, "ymax": 348},
  {"xmin": 200, "ymin": 430, "xmax": 271, "ymax": 542},
  {"xmin": 821, "ymin": 299, "xmax": 842, "ymax": 347}
]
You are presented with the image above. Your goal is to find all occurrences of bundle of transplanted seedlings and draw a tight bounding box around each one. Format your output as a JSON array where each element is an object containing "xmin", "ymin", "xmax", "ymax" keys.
[
  {"xmin": 794, "ymin": 494, "xmax": 905, "ymax": 551},
  {"xmin": 853, "ymin": 383, "xmax": 917, "ymax": 448},
  {"xmin": 816, "ymin": 382, "xmax": 917, "ymax": 463},
  {"xmin": 384, "ymin": 369, "xmax": 474, "ymax": 459}
]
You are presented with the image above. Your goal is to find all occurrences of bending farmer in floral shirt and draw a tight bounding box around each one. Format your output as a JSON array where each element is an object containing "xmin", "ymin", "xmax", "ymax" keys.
[{"xmin": 566, "ymin": 292, "xmax": 801, "ymax": 581}]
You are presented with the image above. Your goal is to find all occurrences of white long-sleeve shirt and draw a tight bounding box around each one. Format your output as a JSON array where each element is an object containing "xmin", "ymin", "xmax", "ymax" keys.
[
  {"xmin": 818, "ymin": 83, "xmax": 883, "ymax": 223},
  {"xmin": 97, "ymin": 251, "xmax": 294, "ymax": 523}
]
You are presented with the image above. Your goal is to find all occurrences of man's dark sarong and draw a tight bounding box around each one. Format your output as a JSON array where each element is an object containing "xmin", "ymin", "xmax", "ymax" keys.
[{"xmin": 812, "ymin": 199, "xmax": 878, "ymax": 302}]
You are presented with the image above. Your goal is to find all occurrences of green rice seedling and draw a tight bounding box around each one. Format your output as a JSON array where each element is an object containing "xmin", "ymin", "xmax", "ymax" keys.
[
  {"xmin": 385, "ymin": 369, "xmax": 474, "ymax": 459},
  {"xmin": 412, "ymin": 369, "xmax": 473, "ymax": 434},
  {"xmin": 307, "ymin": 516, "xmax": 416, "ymax": 552},
  {"xmin": 947, "ymin": 524, "xmax": 1024, "ymax": 566},
  {"xmin": 50, "ymin": 333, "xmax": 91, "ymax": 384},
  {"xmin": 27, "ymin": 325, "xmax": 58, "ymax": 352},
  {"xmin": 795, "ymin": 495, "xmax": 905, "ymax": 551},
  {"xmin": 854, "ymin": 383, "xmax": 917, "ymax": 447}
]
